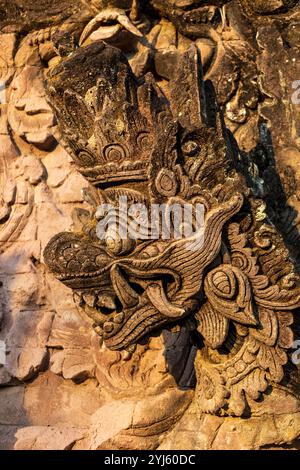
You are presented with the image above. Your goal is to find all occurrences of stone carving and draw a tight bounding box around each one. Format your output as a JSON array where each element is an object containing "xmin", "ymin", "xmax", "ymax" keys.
[
  {"xmin": 7, "ymin": 65, "xmax": 57, "ymax": 150},
  {"xmin": 1, "ymin": 0, "xmax": 300, "ymax": 451},
  {"xmin": 44, "ymin": 35, "xmax": 300, "ymax": 417}
]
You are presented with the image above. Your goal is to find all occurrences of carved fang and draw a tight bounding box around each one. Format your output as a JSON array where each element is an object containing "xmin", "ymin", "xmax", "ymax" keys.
[{"xmin": 146, "ymin": 282, "xmax": 185, "ymax": 318}]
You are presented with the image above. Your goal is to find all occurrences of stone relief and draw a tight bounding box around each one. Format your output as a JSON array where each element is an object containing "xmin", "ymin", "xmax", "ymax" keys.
[{"xmin": 1, "ymin": 0, "xmax": 300, "ymax": 450}]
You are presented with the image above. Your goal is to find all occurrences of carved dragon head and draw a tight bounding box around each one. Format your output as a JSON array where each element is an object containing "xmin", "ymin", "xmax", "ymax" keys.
[{"xmin": 44, "ymin": 40, "xmax": 300, "ymax": 416}]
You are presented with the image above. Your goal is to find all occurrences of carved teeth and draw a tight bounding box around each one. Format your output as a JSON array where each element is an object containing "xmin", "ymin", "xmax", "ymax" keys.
[
  {"xmin": 94, "ymin": 325, "xmax": 103, "ymax": 336},
  {"xmin": 122, "ymin": 350, "xmax": 132, "ymax": 361},
  {"xmin": 114, "ymin": 312, "xmax": 125, "ymax": 324},
  {"xmin": 85, "ymin": 304, "xmax": 105, "ymax": 324},
  {"xmin": 83, "ymin": 293, "xmax": 97, "ymax": 308},
  {"xmin": 97, "ymin": 294, "xmax": 116, "ymax": 310},
  {"xmin": 122, "ymin": 344, "xmax": 136, "ymax": 360},
  {"xmin": 103, "ymin": 321, "xmax": 115, "ymax": 333},
  {"xmin": 73, "ymin": 292, "xmax": 83, "ymax": 307}
]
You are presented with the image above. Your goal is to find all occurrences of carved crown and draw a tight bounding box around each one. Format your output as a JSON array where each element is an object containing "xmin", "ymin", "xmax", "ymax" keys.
[{"xmin": 46, "ymin": 41, "xmax": 172, "ymax": 186}]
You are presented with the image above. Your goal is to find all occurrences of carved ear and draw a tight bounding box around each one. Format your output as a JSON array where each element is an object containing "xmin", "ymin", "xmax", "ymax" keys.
[{"xmin": 63, "ymin": 90, "xmax": 94, "ymax": 141}]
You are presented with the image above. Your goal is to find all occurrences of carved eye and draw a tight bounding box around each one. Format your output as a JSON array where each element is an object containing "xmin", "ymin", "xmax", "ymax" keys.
[
  {"xmin": 182, "ymin": 140, "xmax": 199, "ymax": 156},
  {"xmin": 155, "ymin": 169, "xmax": 178, "ymax": 197}
]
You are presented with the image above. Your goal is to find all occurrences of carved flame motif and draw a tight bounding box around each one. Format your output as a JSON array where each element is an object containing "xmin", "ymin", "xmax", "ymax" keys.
[{"xmin": 44, "ymin": 41, "xmax": 300, "ymax": 416}]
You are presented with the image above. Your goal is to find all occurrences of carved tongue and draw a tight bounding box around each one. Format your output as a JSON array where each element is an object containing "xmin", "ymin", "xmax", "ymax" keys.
[{"xmin": 146, "ymin": 282, "xmax": 185, "ymax": 318}]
